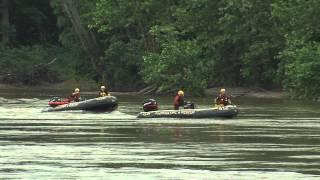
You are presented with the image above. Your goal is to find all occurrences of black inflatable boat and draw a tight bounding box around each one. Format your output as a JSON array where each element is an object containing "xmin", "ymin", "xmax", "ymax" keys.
[
  {"xmin": 137, "ymin": 105, "xmax": 239, "ymax": 118},
  {"xmin": 42, "ymin": 96, "xmax": 118, "ymax": 112}
]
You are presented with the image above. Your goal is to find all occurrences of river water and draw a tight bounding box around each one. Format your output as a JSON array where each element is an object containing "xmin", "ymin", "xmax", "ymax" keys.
[{"xmin": 1, "ymin": 91, "xmax": 320, "ymax": 179}]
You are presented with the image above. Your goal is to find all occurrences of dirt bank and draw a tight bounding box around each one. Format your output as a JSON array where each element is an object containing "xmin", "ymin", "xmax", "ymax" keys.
[
  {"xmin": 205, "ymin": 88, "xmax": 287, "ymax": 99},
  {"xmin": 0, "ymin": 82, "xmax": 287, "ymax": 99},
  {"xmin": 0, "ymin": 79, "xmax": 99, "ymax": 91}
]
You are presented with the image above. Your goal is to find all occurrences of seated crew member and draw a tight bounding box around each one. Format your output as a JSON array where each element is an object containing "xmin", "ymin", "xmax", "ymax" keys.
[
  {"xmin": 98, "ymin": 85, "xmax": 110, "ymax": 97},
  {"xmin": 214, "ymin": 88, "xmax": 231, "ymax": 106},
  {"xmin": 68, "ymin": 88, "xmax": 81, "ymax": 102},
  {"xmin": 173, "ymin": 90, "xmax": 185, "ymax": 110}
]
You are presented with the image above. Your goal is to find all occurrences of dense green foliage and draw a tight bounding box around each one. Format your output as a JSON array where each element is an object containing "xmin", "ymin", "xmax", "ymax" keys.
[
  {"xmin": 273, "ymin": 0, "xmax": 320, "ymax": 98},
  {"xmin": 1, "ymin": 0, "xmax": 320, "ymax": 97},
  {"xmin": 92, "ymin": 0, "xmax": 177, "ymax": 90},
  {"xmin": 0, "ymin": 44, "xmax": 82, "ymax": 84},
  {"xmin": 0, "ymin": 0, "xmax": 82, "ymax": 84},
  {"xmin": 143, "ymin": 38, "xmax": 209, "ymax": 94}
]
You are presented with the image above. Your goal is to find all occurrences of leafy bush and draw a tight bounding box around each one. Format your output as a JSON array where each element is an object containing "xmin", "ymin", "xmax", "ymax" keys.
[
  {"xmin": 102, "ymin": 40, "xmax": 145, "ymax": 91},
  {"xmin": 281, "ymin": 43, "xmax": 320, "ymax": 98},
  {"xmin": 142, "ymin": 39, "xmax": 209, "ymax": 95},
  {"xmin": 0, "ymin": 44, "xmax": 82, "ymax": 85}
]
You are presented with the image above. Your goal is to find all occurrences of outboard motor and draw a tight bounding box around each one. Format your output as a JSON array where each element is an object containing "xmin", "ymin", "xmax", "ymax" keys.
[
  {"xmin": 49, "ymin": 97, "xmax": 62, "ymax": 102},
  {"xmin": 143, "ymin": 99, "xmax": 158, "ymax": 112},
  {"xmin": 184, "ymin": 101, "xmax": 195, "ymax": 109}
]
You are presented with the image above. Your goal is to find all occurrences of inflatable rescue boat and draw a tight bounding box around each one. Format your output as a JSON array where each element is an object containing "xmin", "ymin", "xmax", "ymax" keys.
[
  {"xmin": 42, "ymin": 96, "xmax": 118, "ymax": 112},
  {"xmin": 137, "ymin": 105, "xmax": 239, "ymax": 118}
]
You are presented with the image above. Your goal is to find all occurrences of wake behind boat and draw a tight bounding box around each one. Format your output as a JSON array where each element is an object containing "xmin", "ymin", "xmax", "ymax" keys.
[
  {"xmin": 42, "ymin": 96, "xmax": 118, "ymax": 112},
  {"xmin": 137, "ymin": 105, "xmax": 239, "ymax": 118}
]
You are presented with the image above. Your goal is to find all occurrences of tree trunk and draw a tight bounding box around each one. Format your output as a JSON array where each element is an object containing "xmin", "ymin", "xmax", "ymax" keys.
[
  {"xmin": 62, "ymin": 0, "xmax": 105, "ymax": 82},
  {"xmin": 0, "ymin": 0, "xmax": 10, "ymax": 44}
]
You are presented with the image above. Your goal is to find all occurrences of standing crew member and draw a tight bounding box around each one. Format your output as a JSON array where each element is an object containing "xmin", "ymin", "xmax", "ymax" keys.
[
  {"xmin": 68, "ymin": 88, "xmax": 81, "ymax": 102},
  {"xmin": 174, "ymin": 90, "xmax": 185, "ymax": 110},
  {"xmin": 98, "ymin": 85, "xmax": 110, "ymax": 97},
  {"xmin": 215, "ymin": 88, "xmax": 231, "ymax": 106}
]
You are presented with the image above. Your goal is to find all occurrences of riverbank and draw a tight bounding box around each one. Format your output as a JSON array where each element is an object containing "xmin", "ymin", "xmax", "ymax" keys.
[
  {"xmin": 205, "ymin": 88, "xmax": 287, "ymax": 99},
  {"xmin": 0, "ymin": 79, "xmax": 99, "ymax": 91},
  {"xmin": 0, "ymin": 82, "xmax": 287, "ymax": 99}
]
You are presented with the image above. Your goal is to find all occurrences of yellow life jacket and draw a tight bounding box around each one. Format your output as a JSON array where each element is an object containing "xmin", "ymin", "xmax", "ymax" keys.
[{"xmin": 100, "ymin": 92, "xmax": 107, "ymax": 97}]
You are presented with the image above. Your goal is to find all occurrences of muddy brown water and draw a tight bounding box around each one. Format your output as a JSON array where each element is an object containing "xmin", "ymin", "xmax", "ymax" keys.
[{"xmin": 0, "ymin": 91, "xmax": 320, "ymax": 179}]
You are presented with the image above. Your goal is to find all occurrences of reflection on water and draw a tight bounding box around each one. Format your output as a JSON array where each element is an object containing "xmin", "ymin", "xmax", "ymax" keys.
[{"xmin": 0, "ymin": 96, "xmax": 320, "ymax": 179}]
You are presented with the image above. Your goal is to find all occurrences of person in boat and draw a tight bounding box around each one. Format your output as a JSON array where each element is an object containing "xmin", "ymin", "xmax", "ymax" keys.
[
  {"xmin": 215, "ymin": 88, "xmax": 231, "ymax": 106},
  {"xmin": 68, "ymin": 88, "xmax": 81, "ymax": 102},
  {"xmin": 98, "ymin": 85, "xmax": 110, "ymax": 97},
  {"xmin": 174, "ymin": 90, "xmax": 185, "ymax": 110}
]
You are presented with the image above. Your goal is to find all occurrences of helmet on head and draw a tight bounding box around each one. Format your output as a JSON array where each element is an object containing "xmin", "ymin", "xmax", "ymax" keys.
[
  {"xmin": 75, "ymin": 88, "xmax": 80, "ymax": 92},
  {"xmin": 220, "ymin": 88, "xmax": 226, "ymax": 93},
  {"xmin": 100, "ymin": 86, "xmax": 106, "ymax": 89},
  {"xmin": 178, "ymin": 90, "xmax": 184, "ymax": 96}
]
